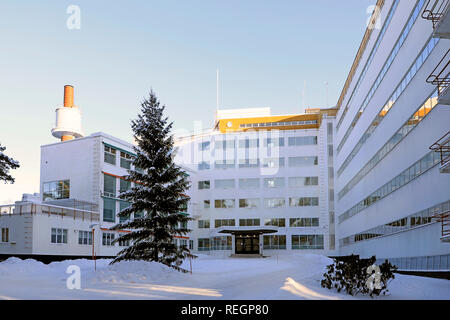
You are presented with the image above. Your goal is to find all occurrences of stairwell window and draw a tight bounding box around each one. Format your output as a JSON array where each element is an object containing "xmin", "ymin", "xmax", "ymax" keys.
[
  {"xmin": 51, "ymin": 228, "xmax": 67, "ymax": 244},
  {"xmin": 103, "ymin": 174, "xmax": 116, "ymax": 198},
  {"xmin": 198, "ymin": 180, "xmax": 210, "ymax": 190},
  {"xmin": 1, "ymin": 228, "xmax": 9, "ymax": 242}
]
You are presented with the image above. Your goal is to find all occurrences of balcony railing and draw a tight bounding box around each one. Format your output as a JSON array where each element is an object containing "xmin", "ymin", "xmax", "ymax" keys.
[
  {"xmin": 429, "ymin": 131, "xmax": 450, "ymax": 171},
  {"xmin": 426, "ymin": 49, "xmax": 450, "ymax": 96},
  {"xmin": 0, "ymin": 203, "xmax": 100, "ymax": 221},
  {"xmin": 422, "ymin": 0, "xmax": 450, "ymax": 29},
  {"xmin": 432, "ymin": 210, "xmax": 450, "ymax": 241}
]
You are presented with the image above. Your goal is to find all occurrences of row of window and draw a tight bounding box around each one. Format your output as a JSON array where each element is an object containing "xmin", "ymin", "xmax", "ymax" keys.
[
  {"xmin": 103, "ymin": 198, "xmax": 143, "ymax": 223},
  {"xmin": 204, "ymin": 197, "xmax": 319, "ymax": 209},
  {"xmin": 336, "ymin": 0, "xmax": 399, "ymax": 131},
  {"xmin": 337, "ymin": 0, "xmax": 425, "ymax": 152},
  {"xmin": 198, "ymin": 156, "xmax": 318, "ymax": 170},
  {"xmin": 338, "ymin": 88, "xmax": 439, "ymax": 200},
  {"xmin": 339, "ymin": 150, "xmax": 441, "ymax": 223},
  {"xmin": 50, "ymin": 228, "xmax": 130, "ymax": 247},
  {"xmin": 202, "ymin": 136, "xmax": 317, "ymax": 150},
  {"xmin": 375, "ymin": 254, "xmax": 450, "ymax": 271},
  {"xmin": 238, "ymin": 120, "xmax": 318, "ymax": 129},
  {"xmin": 198, "ymin": 217, "xmax": 320, "ymax": 229},
  {"xmin": 104, "ymin": 145, "xmax": 137, "ymax": 170},
  {"xmin": 198, "ymin": 177, "xmax": 319, "ymax": 190},
  {"xmin": 197, "ymin": 235, "xmax": 324, "ymax": 250},
  {"xmin": 340, "ymin": 200, "xmax": 449, "ymax": 247},
  {"xmin": 337, "ymin": 36, "xmax": 439, "ymax": 178}
]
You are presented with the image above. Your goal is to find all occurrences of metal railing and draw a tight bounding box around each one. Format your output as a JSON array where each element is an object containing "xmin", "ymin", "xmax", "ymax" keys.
[
  {"xmin": 0, "ymin": 203, "xmax": 100, "ymax": 221},
  {"xmin": 422, "ymin": 0, "xmax": 450, "ymax": 29},
  {"xmin": 426, "ymin": 49, "xmax": 450, "ymax": 96},
  {"xmin": 429, "ymin": 131, "xmax": 450, "ymax": 169},
  {"xmin": 432, "ymin": 210, "xmax": 450, "ymax": 240}
]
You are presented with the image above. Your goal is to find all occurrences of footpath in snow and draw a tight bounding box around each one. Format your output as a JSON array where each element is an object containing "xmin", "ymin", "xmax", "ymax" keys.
[{"xmin": 0, "ymin": 253, "xmax": 449, "ymax": 300}]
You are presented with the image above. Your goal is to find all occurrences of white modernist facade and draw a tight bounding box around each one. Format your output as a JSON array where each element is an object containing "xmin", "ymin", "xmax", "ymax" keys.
[
  {"xmin": 173, "ymin": 108, "xmax": 337, "ymax": 257},
  {"xmin": 333, "ymin": 0, "xmax": 450, "ymax": 271},
  {"xmin": 1, "ymin": 0, "xmax": 449, "ymax": 272}
]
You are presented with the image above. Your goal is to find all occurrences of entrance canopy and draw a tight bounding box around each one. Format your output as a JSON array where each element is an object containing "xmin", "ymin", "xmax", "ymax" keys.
[{"xmin": 217, "ymin": 226, "xmax": 278, "ymax": 235}]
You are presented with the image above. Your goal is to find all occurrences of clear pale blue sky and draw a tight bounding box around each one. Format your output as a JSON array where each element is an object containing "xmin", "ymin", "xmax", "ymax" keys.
[{"xmin": 0, "ymin": 0, "xmax": 375, "ymax": 203}]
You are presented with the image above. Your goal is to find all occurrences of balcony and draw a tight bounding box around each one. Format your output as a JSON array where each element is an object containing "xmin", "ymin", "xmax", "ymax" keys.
[
  {"xmin": 429, "ymin": 131, "xmax": 450, "ymax": 173},
  {"xmin": 426, "ymin": 49, "xmax": 450, "ymax": 105},
  {"xmin": 422, "ymin": 0, "xmax": 450, "ymax": 38}
]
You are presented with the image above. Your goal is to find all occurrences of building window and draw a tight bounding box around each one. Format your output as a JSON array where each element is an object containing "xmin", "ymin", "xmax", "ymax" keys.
[
  {"xmin": 103, "ymin": 198, "xmax": 116, "ymax": 222},
  {"xmin": 289, "ymin": 197, "xmax": 319, "ymax": 207},
  {"xmin": 189, "ymin": 240, "xmax": 194, "ymax": 250},
  {"xmin": 119, "ymin": 238, "xmax": 130, "ymax": 247},
  {"xmin": 198, "ymin": 180, "xmax": 210, "ymax": 190},
  {"xmin": 215, "ymin": 199, "xmax": 235, "ymax": 208},
  {"xmin": 211, "ymin": 236, "xmax": 232, "ymax": 250},
  {"xmin": 203, "ymin": 200, "xmax": 210, "ymax": 208},
  {"xmin": 103, "ymin": 174, "xmax": 116, "ymax": 197},
  {"xmin": 215, "ymin": 179, "xmax": 235, "ymax": 189},
  {"xmin": 78, "ymin": 230, "xmax": 93, "ymax": 245},
  {"xmin": 288, "ymin": 156, "xmax": 318, "ymax": 167},
  {"xmin": 1, "ymin": 228, "xmax": 9, "ymax": 242},
  {"xmin": 239, "ymin": 198, "xmax": 260, "ymax": 208},
  {"xmin": 292, "ymin": 235, "xmax": 324, "ymax": 249},
  {"xmin": 214, "ymin": 159, "xmax": 235, "ymax": 169},
  {"xmin": 239, "ymin": 178, "xmax": 260, "ymax": 189},
  {"xmin": 289, "ymin": 218, "xmax": 319, "ymax": 227},
  {"xmin": 51, "ymin": 228, "xmax": 68, "ymax": 244},
  {"xmin": 119, "ymin": 179, "xmax": 131, "ymax": 193},
  {"xmin": 239, "ymin": 219, "xmax": 260, "ymax": 226},
  {"xmin": 263, "ymin": 137, "xmax": 284, "ymax": 147},
  {"xmin": 263, "ymin": 235, "xmax": 286, "ymax": 249},
  {"xmin": 215, "ymin": 219, "xmax": 235, "ymax": 228},
  {"xmin": 288, "ymin": 136, "xmax": 317, "ymax": 146},
  {"xmin": 119, "ymin": 201, "xmax": 131, "ymax": 223},
  {"xmin": 102, "ymin": 232, "xmax": 115, "ymax": 246},
  {"xmin": 198, "ymin": 220, "xmax": 210, "ymax": 229},
  {"xmin": 199, "ymin": 141, "xmax": 210, "ymax": 151},
  {"xmin": 215, "ymin": 140, "xmax": 235, "ymax": 150},
  {"xmin": 238, "ymin": 138, "xmax": 259, "ymax": 148},
  {"xmin": 43, "ymin": 180, "xmax": 70, "ymax": 201},
  {"xmin": 120, "ymin": 152, "xmax": 133, "ymax": 169},
  {"xmin": 262, "ymin": 158, "xmax": 285, "ymax": 168},
  {"xmin": 104, "ymin": 146, "xmax": 116, "ymax": 165},
  {"xmin": 238, "ymin": 158, "xmax": 259, "ymax": 168},
  {"xmin": 198, "ymin": 238, "xmax": 210, "ymax": 251},
  {"xmin": 198, "ymin": 161, "xmax": 210, "ymax": 170},
  {"xmin": 264, "ymin": 218, "xmax": 285, "ymax": 227},
  {"xmin": 288, "ymin": 176, "xmax": 319, "ymax": 187},
  {"xmin": 263, "ymin": 177, "xmax": 285, "ymax": 188},
  {"xmin": 264, "ymin": 198, "xmax": 285, "ymax": 208}
]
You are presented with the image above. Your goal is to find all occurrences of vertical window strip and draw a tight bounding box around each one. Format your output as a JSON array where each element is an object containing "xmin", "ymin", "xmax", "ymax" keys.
[{"xmin": 337, "ymin": 0, "xmax": 426, "ymax": 153}]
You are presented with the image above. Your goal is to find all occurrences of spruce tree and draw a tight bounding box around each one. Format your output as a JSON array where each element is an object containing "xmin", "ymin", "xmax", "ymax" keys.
[
  {"xmin": 110, "ymin": 90, "xmax": 196, "ymax": 272},
  {"xmin": 0, "ymin": 143, "xmax": 20, "ymax": 184}
]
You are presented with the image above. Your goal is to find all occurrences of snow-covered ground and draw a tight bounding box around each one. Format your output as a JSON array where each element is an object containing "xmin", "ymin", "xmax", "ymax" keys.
[{"xmin": 0, "ymin": 254, "xmax": 448, "ymax": 300}]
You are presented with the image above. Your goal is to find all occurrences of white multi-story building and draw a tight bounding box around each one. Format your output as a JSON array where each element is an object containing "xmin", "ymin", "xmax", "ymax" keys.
[
  {"xmin": 173, "ymin": 108, "xmax": 337, "ymax": 257},
  {"xmin": 1, "ymin": 0, "xmax": 449, "ymax": 274},
  {"xmin": 333, "ymin": 0, "xmax": 450, "ymax": 272}
]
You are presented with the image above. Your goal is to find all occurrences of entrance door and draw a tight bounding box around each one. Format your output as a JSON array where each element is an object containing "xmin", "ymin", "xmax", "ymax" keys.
[{"xmin": 235, "ymin": 234, "xmax": 259, "ymax": 254}]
